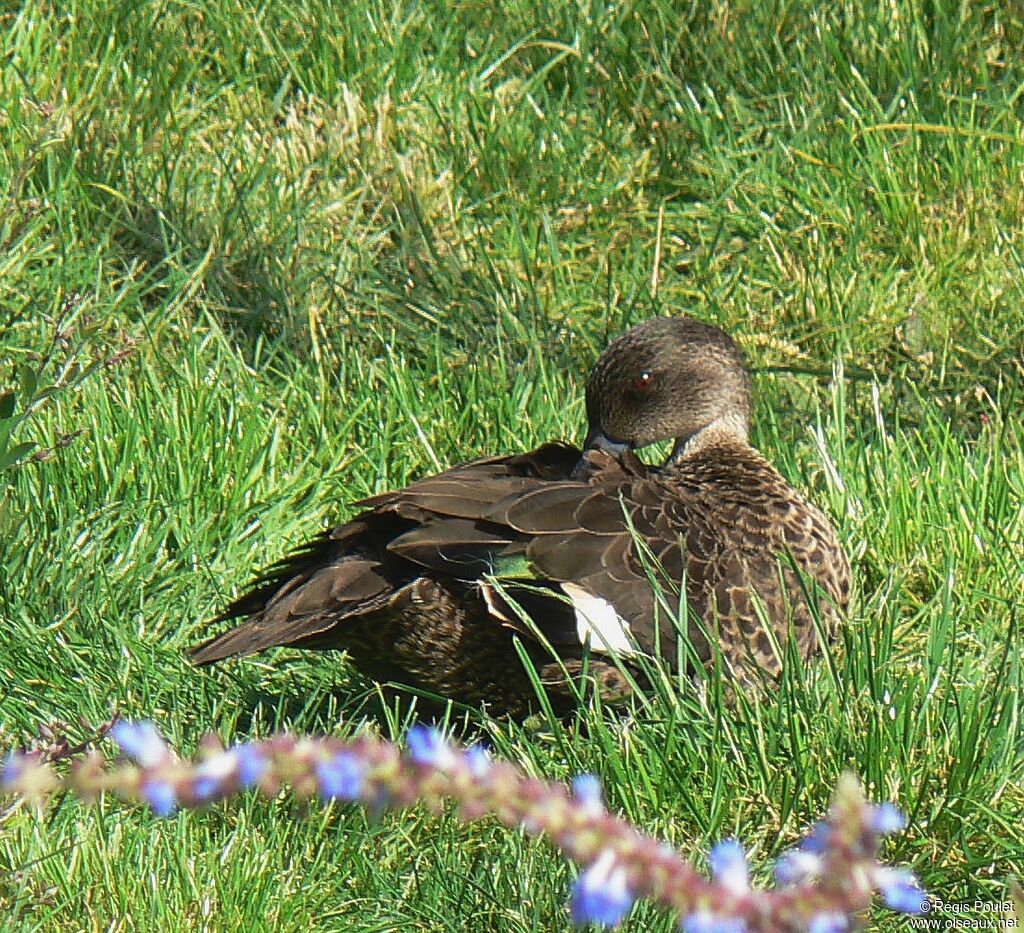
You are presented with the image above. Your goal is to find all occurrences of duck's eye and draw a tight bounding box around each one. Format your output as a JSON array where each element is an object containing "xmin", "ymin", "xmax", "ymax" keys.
[{"xmin": 632, "ymin": 370, "xmax": 656, "ymax": 393}]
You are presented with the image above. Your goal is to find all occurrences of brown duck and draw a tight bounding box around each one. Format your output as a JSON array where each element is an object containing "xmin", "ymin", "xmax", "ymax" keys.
[{"xmin": 192, "ymin": 318, "xmax": 850, "ymax": 716}]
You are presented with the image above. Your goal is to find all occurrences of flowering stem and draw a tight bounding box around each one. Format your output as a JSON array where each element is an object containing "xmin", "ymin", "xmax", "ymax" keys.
[{"xmin": 2, "ymin": 722, "xmax": 931, "ymax": 932}]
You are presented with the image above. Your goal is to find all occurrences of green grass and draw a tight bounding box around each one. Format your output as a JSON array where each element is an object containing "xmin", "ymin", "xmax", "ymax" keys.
[{"xmin": 2, "ymin": 0, "xmax": 1024, "ymax": 929}]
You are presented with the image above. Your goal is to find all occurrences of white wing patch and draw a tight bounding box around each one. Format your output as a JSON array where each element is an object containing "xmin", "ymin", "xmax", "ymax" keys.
[{"xmin": 562, "ymin": 582, "xmax": 636, "ymax": 656}]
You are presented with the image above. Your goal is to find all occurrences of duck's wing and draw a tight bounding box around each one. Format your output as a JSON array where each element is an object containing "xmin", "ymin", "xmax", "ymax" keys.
[
  {"xmin": 377, "ymin": 447, "xmax": 673, "ymax": 658},
  {"xmin": 482, "ymin": 452, "xmax": 685, "ymax": 657},
  {"xmin": 189, "ymin": 442, "xmax": 582, "ymax": 664}
]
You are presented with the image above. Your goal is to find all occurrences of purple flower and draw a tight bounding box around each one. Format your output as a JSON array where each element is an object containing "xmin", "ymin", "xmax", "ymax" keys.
[
  {"xmin": 708, "ymin": 840, "xmax": 749, "ymax": 894},
  {"xmin": 680, "ymin": 910, "xmax": 748, "ymax": 933},
  {"xmin": 406, "ymin": 725, "xmax": 455, "ymax": 770},
  {"xmin": 141, "ymin": 779, "xmax": 177, "ymax": 817},
  {"xmin": 234, "ymin": 744, "xmax": 267, "ymax": 788},
  {"xmin": 869, "ymin": 803, "xmax": 907, "ymax": 835},
  {"xmin": 571, "ymin": 774, "xmax": 604, "ymax": 813},
  {"xmin": 874, "ymin": 867, "xmax": 928, "ymax": 913},
  {"xmin": 316, "ymin": 751, "xmax": 366, "ymax": 801},
  {"xmin": 569, "ymin": 849, "xmax": 633, "ymax": 927},
  {"xmin": 808, "ymin": 912, "xmax": 849, "ymax": 933},
  {"xmin": 111, "ymin": 721, "xmax": 171, "ymax": 767}
]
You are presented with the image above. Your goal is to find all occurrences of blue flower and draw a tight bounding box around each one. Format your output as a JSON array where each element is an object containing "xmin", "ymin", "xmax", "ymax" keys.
[
  {"xmin": 316, "ymin": 751, "xmax": 366, "ymax": 801},
  {"xmin": 1, "ymin": 751, "xmax": 23, "ymax": 788},
  {"xmin": 680, "ymin": 910, "xmax": 747, "ymax": 932},
  {"xmin": 869, "ymin": 802, "xmax": 907, "ymax": 835},
  {"xmin": 708, "ymin": 839, "xmax": 749, "ymax": 893},
  {"xmin": 802, "ymin": 821, "xmax": 832, "ymax": 854},
  {"xmin": 111, "ymin": 721, "xmax": 170, "ymax": 767},
  {"xmin": 774, "ymin": 821, "xmax": 830, "ymax": 885},
  {"xmin": 875, "ymin": 867, "xmax": 928, "ymax": 913},
  {"xmin": 406, "ymin": 725, "xmax": 455, "ymax": 769},
  {"xmin": 234, "ymin": 744, "xmax": 268, "ymax": 788},
  {"xmin": 193, "ymin": 750, "xmax": 241, "ymax": 801},
  {"xmin": 141, "ymin": 779, "xmax": 177, "ymax": 817},
  {"xmin": 569, "ymin": 849, "xmax": 633, "ymax": 927},
  {"xmin": 808, "ymin": 912, "xmax": 849, "ymax": 933},
  {"xmin": 465, "ymin": 744, "xmax": 492, "ymax": 779},
  {"xmin": 193, "ymin": 776, "xmax": 219, "ymax": 801},
  {"xmin": 773, "ymin": 848, "xmax": 823, "ymax": 885},
  {"xmin": 571, "ymin": 774, "xmax": 604, "ymax": 812}
]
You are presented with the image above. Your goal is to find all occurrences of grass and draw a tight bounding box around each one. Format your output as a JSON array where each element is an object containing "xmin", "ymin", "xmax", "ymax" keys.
[{"xmin": 2, "ymin": 0, "xmax": 1024, "ymax": 929}]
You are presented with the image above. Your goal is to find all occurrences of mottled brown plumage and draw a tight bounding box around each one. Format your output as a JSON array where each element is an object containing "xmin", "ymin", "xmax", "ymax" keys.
[{"xmin": 192, "ymin": 317, "xmax": 850, "ymax": 716}]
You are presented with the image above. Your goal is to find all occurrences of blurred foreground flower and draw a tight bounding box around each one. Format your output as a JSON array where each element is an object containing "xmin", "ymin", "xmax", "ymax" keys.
[{"xmin": 2, "ymin": 721, "xmax": 930, "ymax": 931}]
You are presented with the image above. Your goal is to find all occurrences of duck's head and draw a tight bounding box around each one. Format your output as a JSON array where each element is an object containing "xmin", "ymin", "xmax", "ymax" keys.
[{"xmin": 584, "ymin": 317, "xmax": 753, "ymax": 460}]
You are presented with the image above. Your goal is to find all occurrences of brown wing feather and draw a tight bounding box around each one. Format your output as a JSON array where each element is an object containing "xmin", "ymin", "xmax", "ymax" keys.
[
  {"xmin": 191, "ymin": 559, "xmax": 392, "ymax": 664},
  {"xmin": 192, "ymin": 443, "xmax": 585, "ymax": 665},
  {"xmin": 388, "ymin": 521, "xmax": 517, "ymax": 574}
]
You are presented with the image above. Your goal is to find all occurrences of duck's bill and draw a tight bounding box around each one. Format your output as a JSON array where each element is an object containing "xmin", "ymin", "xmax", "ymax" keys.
[{"xmin": 583, "ymin": 428, "xmax": 632, "ymax": 456}]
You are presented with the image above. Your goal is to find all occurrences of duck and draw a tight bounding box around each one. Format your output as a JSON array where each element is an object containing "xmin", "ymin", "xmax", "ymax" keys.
[{"xmin": 191, "ymin": 317, "xmax": 850, "ymax": 716}]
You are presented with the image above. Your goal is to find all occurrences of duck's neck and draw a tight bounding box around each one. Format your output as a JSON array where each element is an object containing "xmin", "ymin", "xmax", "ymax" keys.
[{"xmin": 666, "ymin": 411, "xmax": 750, "ymax": 464}]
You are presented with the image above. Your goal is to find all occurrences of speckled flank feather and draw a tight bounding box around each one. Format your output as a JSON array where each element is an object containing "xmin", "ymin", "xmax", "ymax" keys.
[{"xmin": 192, "ymin": 317, "xmax": 850, "ymax": 717}]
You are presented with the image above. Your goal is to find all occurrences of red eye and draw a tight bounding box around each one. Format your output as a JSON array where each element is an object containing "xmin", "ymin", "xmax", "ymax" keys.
[{"xmin": 632, "ymin": 370, "xmax": 655, "ymax": 393}]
